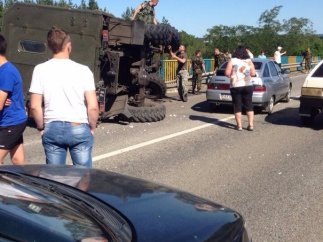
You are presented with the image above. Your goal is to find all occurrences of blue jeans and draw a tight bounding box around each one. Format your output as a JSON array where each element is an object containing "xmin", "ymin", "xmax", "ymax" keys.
[{"xmin": 42, "ymin": 121, "xmax": 93, "ymax": 167}]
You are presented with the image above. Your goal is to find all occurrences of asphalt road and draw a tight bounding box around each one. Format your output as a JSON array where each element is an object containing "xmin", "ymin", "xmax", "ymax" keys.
[{"xmin": 7, "ymin": 73, "xmax": 323, "ymax": 242}]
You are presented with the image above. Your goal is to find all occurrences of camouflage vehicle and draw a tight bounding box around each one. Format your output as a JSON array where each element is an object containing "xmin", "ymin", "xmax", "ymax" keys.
[{"xmin": 2, "ymin": 3, "xmax": 180, "ymax": 122}]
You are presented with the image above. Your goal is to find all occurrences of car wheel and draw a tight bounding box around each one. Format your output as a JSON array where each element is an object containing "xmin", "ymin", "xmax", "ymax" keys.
[
  {"xmin": 265, "ymin": 96, "xmax": 275, "ymax": 114},
  {"xmin": 283, "ymin": 85, "xmax": 292, "ymax": 103}
]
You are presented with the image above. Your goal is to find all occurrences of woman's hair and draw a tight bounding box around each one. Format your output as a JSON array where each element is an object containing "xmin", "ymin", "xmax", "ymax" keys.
[
  {"xmin": 47, "ymin": 26, "xmax": 71, "ymax": 54},
  {"xmin": 232, "ymin": 46, "xmax": 250, "ymax": 60},
  {"xmin": 0, "ymin": 34, "xmax": 7, "ymax": 56},
  {"xmin": 195, "ymin": 49, "xmax": 201, "ymax": 55}
]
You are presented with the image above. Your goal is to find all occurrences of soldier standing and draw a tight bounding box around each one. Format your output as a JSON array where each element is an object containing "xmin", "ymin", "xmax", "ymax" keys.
[
  {"xmin": 303, "ymin": 48, "xmax": 312, "ymax": 73},
  {"xmin": 214, "ymin": 48, "xmax": 225, "ymax": 73},
  {"xmin": 131, "ymin": 0, "xmax": 159, "ymax": 25},
  {"xmin": 191, "ymin": 50, "xmax": 205, "ymax": 95},
  {"xmin": 169, "ymin": 44, "xmax": 189, "ymax": 102}
]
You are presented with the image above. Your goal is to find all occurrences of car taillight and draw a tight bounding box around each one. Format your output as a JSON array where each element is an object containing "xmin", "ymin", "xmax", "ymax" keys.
[
  {"xmin": 208, "ymin": 83, "xmax": 230, "ymax": 90},
  {"xmin": 254, "ymin": 85, "xmax": 266, "ymax": 92}
]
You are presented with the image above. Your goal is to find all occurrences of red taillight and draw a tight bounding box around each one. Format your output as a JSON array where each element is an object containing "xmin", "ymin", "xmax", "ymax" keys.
[
  {"xmin": 102, "ymin": 30, "xmax": 109, "ymax": 41},
  {"xmin": 208, "ymin": 83, "xmax": 230, "ymax": 90},
  {"xmin": 254, "ymin": 85, "xmax": 266, "ymax": 92}
]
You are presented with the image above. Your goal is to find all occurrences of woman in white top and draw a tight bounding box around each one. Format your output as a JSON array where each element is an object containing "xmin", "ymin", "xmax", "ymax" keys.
[{"xmin": 225, "ymin": 46, "xmax": 256, "ymax": 131}]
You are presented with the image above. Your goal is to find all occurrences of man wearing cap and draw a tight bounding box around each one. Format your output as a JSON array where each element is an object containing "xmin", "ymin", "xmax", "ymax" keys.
[{"xmin": 274, "ymin": 46, "xmax": 287, "ymax": 69}]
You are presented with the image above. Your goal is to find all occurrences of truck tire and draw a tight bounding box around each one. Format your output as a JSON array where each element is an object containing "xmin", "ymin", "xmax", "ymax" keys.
[
  {"xmin": 145, "ymin": 73, "xmax": 166, "ymax": 99},
  {"xmin": 145, "ymin": 23, "xmax": 180, "ymax": 50},
  {"xmin": 127, "ymin": 101, "xmax": 166, "ymax": 122}
]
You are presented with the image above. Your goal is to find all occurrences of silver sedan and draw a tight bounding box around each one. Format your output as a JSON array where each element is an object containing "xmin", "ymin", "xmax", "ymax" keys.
[{"xmin": 206, "ymin": 58, "xmax": 292, "ymax": 114}]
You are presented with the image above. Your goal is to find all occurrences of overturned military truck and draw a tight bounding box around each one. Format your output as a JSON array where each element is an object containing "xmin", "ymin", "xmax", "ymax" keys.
[{"xmin": 2, "ymin": 3, "xmax": 180, "ymax": 122}]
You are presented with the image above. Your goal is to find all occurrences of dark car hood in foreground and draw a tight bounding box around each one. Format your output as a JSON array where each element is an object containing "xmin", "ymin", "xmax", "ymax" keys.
[{"xmin": 1, "ymin": 165, "xmax": 247, "ymax": 242}]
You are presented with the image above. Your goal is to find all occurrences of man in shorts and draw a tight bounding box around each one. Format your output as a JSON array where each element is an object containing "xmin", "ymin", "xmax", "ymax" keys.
[{"xmin": 0, "ymin": 34, "xmax": 27, "ymax": 165}]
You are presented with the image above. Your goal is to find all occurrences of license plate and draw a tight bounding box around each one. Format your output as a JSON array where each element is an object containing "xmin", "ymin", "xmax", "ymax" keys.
[{"xmin": 220, "ymin": 94, "xmax": 231, "ymax": 100}]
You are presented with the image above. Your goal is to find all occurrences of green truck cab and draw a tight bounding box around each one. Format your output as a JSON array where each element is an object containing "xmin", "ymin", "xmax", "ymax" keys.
[{"xmin": 2, "ymin": 3, "xmax": 179, "ymax": 122}]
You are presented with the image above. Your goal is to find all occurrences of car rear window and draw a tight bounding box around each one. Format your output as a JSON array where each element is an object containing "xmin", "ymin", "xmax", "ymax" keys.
[
  {"xmin": 312, "ymin": 63, "xmax": 323, "ymax": 77},
  {"xmin": 252, "ymin": 62, "xmax": 262, "ymax": 70},
  {"xmin": 216, "ymin": 69, "xmax": 226, "ymax": 76},
  {"xmin": 217, "ymin": 61, "xmax": 262, "ymax": 76}
]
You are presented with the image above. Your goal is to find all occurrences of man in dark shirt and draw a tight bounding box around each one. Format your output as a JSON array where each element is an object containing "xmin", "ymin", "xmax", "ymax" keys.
[{"xmin": 169, "ymin": 44, "xmax": 189, "ymax": 102}]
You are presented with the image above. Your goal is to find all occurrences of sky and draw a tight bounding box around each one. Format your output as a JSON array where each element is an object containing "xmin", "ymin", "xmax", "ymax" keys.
[{"xmin": 72, "ymin": 0, "xmax": 323, "ymax": 37}]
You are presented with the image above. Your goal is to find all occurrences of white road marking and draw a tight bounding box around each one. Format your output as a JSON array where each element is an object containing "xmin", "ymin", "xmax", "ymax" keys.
[{"xmin": 93, "ymin": 115, "xmax": 234, "ymax": 162}]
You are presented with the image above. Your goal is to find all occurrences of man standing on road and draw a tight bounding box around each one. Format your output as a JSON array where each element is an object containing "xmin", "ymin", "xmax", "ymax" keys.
[
  {"xmin": 191, "ymin": 50, "xmax": 205, "ymax": 95},
  {"xmin": 0, "ymin": 34, "xmax": 27, "ymax": 165},
  {"xmin": 274, "ymin": 46, "xmax": 286, "ymax": 69},
  {"xmin": 302, "ymin": 48, "xmax": 312, "ymax": 73},
  {"xmin": 169, "ymin": 44, "xmax": 189, "ymax": 102},
  {"xmin": 131, "ymin": 0, "xmax": 159, "ymax": 25},
  {"xmin": 213, "ymin": 48, "xmax": 225, "ymax": 73},
  {"xmin": 29, "ymin": 26, "xmax": 99, "ymax": 167}
]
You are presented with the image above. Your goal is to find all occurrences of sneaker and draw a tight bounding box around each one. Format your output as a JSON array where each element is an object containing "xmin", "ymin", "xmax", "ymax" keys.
[{"xmin": 247, "ymin": 125, "xmax": 254, "ymax": 131}]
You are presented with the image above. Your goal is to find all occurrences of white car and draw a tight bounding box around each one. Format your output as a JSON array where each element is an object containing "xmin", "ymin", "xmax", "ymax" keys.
[
  {"xmin": 206, "ymin": 58, "xmax": 292, "ymax": 114},
  {"xmin": 299, "ymin": 59, "xmax": 323, "ymax": 124}
]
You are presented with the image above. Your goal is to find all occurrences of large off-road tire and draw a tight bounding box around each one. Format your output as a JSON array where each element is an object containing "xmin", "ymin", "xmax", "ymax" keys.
[
  {"xmin": 127, "ymin": 101, "xmax": 166, "ymax": 122},
  {"xmin": 145, "ymin": 23, "xmax": 180, "ymax": 50},
  {"xmin": 145, "ymin": 73, "xmax": 166, "ymax": 99}
]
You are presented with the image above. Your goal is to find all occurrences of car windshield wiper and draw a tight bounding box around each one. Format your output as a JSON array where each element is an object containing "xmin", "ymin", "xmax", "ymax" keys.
[{"xmin": 0, "ymin": 171, "xmax": 132, "ymax": 242}]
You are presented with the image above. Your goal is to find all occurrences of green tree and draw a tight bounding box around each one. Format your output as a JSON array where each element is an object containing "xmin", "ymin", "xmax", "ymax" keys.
[
  {"xmin": 179, "ymin": 31, "xmax": 206, "ymax": 58},
  {"xmin": 56, "ymin": 0, "xmax": 72, "ymax": 7},
  {"xmin": 121, "ymin": 7, "xmax": 133, "ymax": 20},
  {"xmin": 161, "ymin": 16, "xmax": 169, "ymax": 25},
  {"xmin": 88, "ymin": 0, "xmax": 98, "ymax": 10},
  {"xmin": 36, "ymin": 0, "xmax": 54, "ymax": 5},
  {"xmin": 79, "ymin": 0, "xmax": 86, "ymax": 9},
  {"xmin": 258, "ymin": 5, "xmax": 282, "ymax": 31},
  {"xmin": 203, "ymin": 5, "xmax": 323, "ymax": 58}
]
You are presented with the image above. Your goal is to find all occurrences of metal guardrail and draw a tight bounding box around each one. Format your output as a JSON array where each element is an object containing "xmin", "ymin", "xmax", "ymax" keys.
[
  {"xmin": 161, "ymin": 56, "xmax": 321, "ymax": 88},
  {"xmin": 282, "ymin": 60, "xmax": 319, "ymax": 72}
]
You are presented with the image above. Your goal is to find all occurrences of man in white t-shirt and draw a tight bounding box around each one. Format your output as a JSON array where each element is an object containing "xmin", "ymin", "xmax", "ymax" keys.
[
  {"xmin": 274, "ymin": 46, "xmax": 287, "ymax": 68},
  {"xmin": 29, "ymin": 26, "xmax": 99, "ymax": 167}
]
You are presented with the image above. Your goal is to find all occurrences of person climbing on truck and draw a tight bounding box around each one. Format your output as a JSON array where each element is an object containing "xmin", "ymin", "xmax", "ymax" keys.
[{"xmin": 131, "ymin": 0, "xmax": 159, "ymax": 25}]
